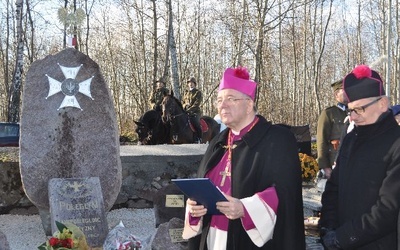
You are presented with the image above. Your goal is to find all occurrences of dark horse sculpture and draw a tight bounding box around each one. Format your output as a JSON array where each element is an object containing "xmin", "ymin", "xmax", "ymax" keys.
[
  {"xmin": 134, "ymin": 110, "xmax": 171, "ymax": 145},
  {"xmin": 161, "ymin": 94, "xmax": 220, "ymax": 144}
]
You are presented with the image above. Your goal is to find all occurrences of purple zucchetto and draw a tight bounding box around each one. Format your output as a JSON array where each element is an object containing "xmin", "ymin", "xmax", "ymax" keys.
[{"xmin": 219, "ymin": 67, "xmax": 257, "ymax": 100}]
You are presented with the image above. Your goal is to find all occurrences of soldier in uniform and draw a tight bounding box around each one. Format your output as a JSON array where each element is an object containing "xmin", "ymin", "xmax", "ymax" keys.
[
  {"xmin": 182, "ymin": 77, "xmax": 203, "ymax": 143},
  {"xmin": 316, "ymin": 79, "xmax": 348, "ymax": 179},
  {"xmin": 149, "ymin": 78, "xmax": 169, "ymax": 111}
]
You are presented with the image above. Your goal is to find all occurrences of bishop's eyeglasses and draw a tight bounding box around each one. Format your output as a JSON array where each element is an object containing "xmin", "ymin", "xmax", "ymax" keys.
[
  {"xmin": 215, "ymin": 97, "xmax": 250, "ymax": 107},
  {"xmin": 346, "ymin": 97, "xmax": 382, "ymax": 116}
]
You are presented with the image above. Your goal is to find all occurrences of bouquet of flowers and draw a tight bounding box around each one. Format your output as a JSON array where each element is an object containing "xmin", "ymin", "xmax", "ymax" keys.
[
  {"xmin": 103, "ymin": 221, "xmax": 142, "ymax": 250},
  {"xmin": 38, "ymin": 221, "xmax": 89, "ymax": 250},
  {"xmin": 299, "ymin": 153, "xmax": 319, "ymax": 182}
]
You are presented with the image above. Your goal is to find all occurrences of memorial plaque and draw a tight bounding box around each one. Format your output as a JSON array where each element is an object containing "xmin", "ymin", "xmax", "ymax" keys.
[
  {"xmin": 153, "ymin": 184, "xmax": 186, "ymax": 227},
  {"xmin": 49, "ymin": 177, "xmax": 108, "ymax": 247},
  {"xmin": 169, "ymin": 228, "xmax": 187, "ymax": 243},
  {"xmin": 165, "ymin": 194, "xmax": 184, "ymax": 208}
]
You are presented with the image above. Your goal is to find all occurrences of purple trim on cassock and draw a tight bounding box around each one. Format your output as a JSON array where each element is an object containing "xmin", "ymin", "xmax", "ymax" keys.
[
  {"xmin": 241, "ymin": 206, "xmax": 256, "ymax": 230},
  {"xmin": 189, "ymin": 212, "xmax": 201, "ymax": 225},
  {"xmin": 257, "ymin": 186, "xmax": 278, "ymax": 213},
  {"xmin": 241, "ymin": 187, "xmax": 278, "ymax": 230}
]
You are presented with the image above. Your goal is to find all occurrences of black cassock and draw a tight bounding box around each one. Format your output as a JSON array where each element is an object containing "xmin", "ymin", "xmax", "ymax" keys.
[{"xmin": 188, "ymin": 115, "xmax": 306, "ymax": 250}]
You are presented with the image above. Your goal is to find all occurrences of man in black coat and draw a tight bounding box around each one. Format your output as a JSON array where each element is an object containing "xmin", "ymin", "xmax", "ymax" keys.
[
  {"xmin": 319, "ymin": 65, "xmax": 400, "ymax": 249},
  {"xmin": 182, "ymin": 66, "xmax": 305, "ymax": 249}
]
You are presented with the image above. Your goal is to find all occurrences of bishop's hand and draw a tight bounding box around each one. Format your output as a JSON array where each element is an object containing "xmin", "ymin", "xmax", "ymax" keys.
[
  {"xmin": 216, "ymin": 194, "xmax": 244, "ymax": 220},
  {"xmin": 186, "ymin": 198, "xmax": 207, "ymax": 217}
]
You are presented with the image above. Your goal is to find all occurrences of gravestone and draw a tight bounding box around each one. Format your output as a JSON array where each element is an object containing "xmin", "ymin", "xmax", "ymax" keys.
[
  {"xmin": 20, "ymin": 48, "xmax": 121, "ymax": 234},
  {"xmin": 153, "ymin": 184, "xmax": 186, "ymax": 227},
  {"xmin": 49, "ymin": 177, "xmax": 108, "ymax": 247},
  {"xmin": 152, "ymin": 218, "xmax": 188, "ymax": 250}
]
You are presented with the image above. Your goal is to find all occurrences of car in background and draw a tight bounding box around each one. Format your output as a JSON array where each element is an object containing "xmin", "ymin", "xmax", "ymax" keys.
[{"xmin": 0, "ymin": 122, "xmax": 19, "ymax": 147}]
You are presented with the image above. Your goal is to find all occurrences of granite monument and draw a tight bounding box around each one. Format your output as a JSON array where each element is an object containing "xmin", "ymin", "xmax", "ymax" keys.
[{"xmin": 20, "ymin": 48, "xmax": 122, "ymax": 234}]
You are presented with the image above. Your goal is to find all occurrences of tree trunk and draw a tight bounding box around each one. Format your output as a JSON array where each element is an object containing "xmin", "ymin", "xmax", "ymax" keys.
[
  {"xmin": 73, "ymin": 0, "xmax": 79, "ymax": 50},
  {"xmin": 25, "ymin": 0, "xmax": 35, "ymax": 64},
  {"xmin": 151, "ymin": 0, "xmax": 158, "ymax": 84},
  {"xmin": 63, "ymin": 0, "xmax": 68, "ymax": 48},
  {"xmin": 84, "ymin": 0, "xmax": 94, "ymax": 55},
  {"xmin": 167, "ymin": 0, "xmax": 180, "ymax": 99},
  {"xmin": 8, "ymin": 0, "xmax": 24, "ymax": 123}
]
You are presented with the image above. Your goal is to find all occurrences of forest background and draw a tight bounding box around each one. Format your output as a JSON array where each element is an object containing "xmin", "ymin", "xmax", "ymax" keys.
[{"xmin": 1, "ymin": 0, "xmax": 400, "ymax": 140}]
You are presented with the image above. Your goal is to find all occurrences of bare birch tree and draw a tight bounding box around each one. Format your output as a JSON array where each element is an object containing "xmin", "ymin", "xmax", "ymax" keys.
[
  {"xmin": 8, "ymin": 0, "xmax": 24, "ymax": 122},
  {"xmin": 166, "ymin": 0, "xmax": 180, "ymax": 99}
]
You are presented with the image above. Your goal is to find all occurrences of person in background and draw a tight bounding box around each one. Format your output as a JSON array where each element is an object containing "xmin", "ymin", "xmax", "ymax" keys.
[
  {"xmin": 390, "ymin": 105, "xmax": 400, "ymax": 124},
  {"xmin": 182, "ymin": 66, "xmax": 305, "ymax": 250},
  {"xmin": 149, "ymin": 78, "xmax": 169, "ymax": 111},
  {"xmin": 213, "ymin": 113, "xmax": 227, "ymax": 132},
  {"xmin": 182, "ymin": 77, "xmax": 203, "ymax": 143},
  {"xmin": 316, "ymin": 80, "xmax": 348, "ymax": 179},
  {"xmin": 319, "ymin": 65, "xmax": 400, "ymax": 249}
]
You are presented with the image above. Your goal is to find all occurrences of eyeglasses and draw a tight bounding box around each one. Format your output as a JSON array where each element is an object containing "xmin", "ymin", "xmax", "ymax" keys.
[
  {"xmin": 346, "ymin": 97, "xmax": 382, "ymax": 115},
  {"xmin": 215, "ymin": 97, "xmax": 250, "ymax": 106}
]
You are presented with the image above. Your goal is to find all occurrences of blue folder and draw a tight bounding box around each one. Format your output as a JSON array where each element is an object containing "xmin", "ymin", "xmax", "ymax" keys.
[{"xmin": 171, "ymin": 178, "xmax": 228, "ymax": 215}]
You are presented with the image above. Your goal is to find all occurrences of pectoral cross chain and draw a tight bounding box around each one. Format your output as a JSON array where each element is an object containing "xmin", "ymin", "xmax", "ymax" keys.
[
  {"xmin": 218, "ymin": 117, "xmax": 259, "ymax": 187},
  {"xmin": 220, "ymin": 134, "xmax": 236, "ymax": 187}
]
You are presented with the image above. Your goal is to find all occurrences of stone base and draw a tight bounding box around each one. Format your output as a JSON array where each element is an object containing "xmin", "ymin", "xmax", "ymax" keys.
[
  {"xmin": 152, "ymin": 218, "xmax": 188, "ymax": 250},
  {"xmin": 39, "ymin": 208, "xmax": 52, "ymax": 236},
  {"xmin": 0, "ymin": 145, "xmax": 207, "ymax": 214}
]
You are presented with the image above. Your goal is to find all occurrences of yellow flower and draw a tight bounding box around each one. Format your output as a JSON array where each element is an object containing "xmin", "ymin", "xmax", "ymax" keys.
[{"xmin": 299, "ymin": 153, "xmax": 319, "ymax": 182}]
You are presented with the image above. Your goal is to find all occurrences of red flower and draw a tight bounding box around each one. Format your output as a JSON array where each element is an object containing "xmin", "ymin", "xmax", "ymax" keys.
[
  {"xmin": 49, "ymin": 237, "xmax": 59, "ymax": 246},
  {"xmin": 66, "ymin": 238, "xmax": 74, "ymax": 248},
  {"xmin": 59, "ymin": 238, "xmax": 73, "ymax": 248}
]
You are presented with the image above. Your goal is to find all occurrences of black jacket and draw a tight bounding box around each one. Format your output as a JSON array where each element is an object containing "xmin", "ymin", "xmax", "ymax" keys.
[{"xmin": 320, "ymin": 112, "xmax": 400, "ymax": 249}]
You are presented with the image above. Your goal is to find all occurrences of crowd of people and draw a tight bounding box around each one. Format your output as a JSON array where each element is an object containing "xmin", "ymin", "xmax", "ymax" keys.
[{"xmin": 147, "ymin": 64, "xmax": 400, "ymax": 249}]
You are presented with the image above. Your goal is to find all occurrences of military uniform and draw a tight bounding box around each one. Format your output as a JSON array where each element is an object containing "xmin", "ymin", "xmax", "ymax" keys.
[
  {"xmin": 316, "ymin": 104, "xmax": 347, "ymax": 170},
  {"xmin": 183, "ymin": 78, "xmax": 202, "ymax": 142},
  {"xmin": 183, "ymin": 88, "xmax": 202, "ymax": 116},
  {"xmin": 149, "ymin": 86, "xmax": 169, "ymax": 111}
]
